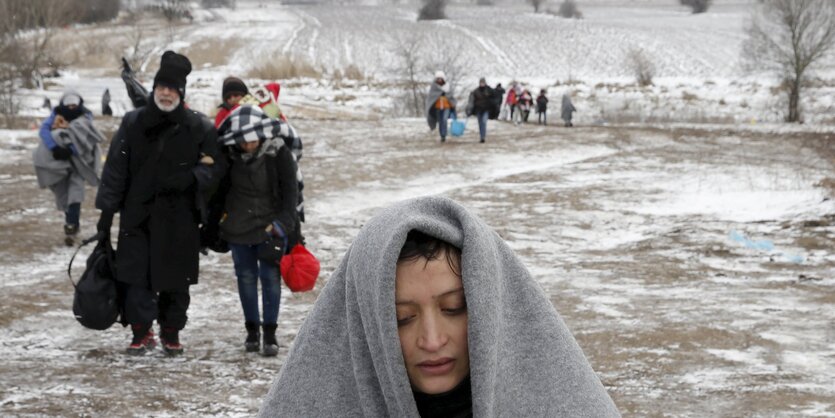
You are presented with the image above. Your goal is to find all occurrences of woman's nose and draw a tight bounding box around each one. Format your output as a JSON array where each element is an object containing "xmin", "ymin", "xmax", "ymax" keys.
[{"xmin": 416, "ymin": 315, "xmax": 447, "ymax": 352}]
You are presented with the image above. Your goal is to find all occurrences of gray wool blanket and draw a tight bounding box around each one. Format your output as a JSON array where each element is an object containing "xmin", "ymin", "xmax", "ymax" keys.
[
  {"xmin": 258, "ymin": 196, "xmax": 620, "ymax": 417},
  {"xmin": 33, "ymin": 117, "xmax": 103, "ymax": 188},
  {"xmin": 425, "ymin": 82, "xmax": 457, "ymax": 130}
]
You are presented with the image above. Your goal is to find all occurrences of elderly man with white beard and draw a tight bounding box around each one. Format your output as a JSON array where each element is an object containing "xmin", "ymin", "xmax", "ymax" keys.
[{"xmin": 94, "ymin": 51, "xmax": 220, "ymax": 356}]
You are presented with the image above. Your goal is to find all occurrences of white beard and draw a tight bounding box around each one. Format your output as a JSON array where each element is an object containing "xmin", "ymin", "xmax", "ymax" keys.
[{"xmin": 154, "ymin": 94, "xmax": 181, "ymax": 112}]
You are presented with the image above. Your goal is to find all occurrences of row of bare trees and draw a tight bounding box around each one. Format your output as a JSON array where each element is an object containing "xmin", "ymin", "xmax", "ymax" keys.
[
  {"xmin": 743, "ymin": 0, "xmax": 835, "ymax": 123},
  {"xmin": 394, "ymin": 34, "xmax": 471, "ymax": 117},
  {"xmin": 623, "ymin": 0, "xmax": 834, "ymax": 123}
]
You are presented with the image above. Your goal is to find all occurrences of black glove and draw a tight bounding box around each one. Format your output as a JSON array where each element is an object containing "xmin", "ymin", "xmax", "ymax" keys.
[
  {"xmin": 96, "ymin": 210, "xmax": 114, "ymax": 240},
  {"xmin": 51, "ymin": 146, "xmax": 72, "ymax": 161},
  {"xmin": 200, "ymin": 225, "xmax": 229, "ymax": 253},
  {"xmin": 156, "ymin": 171, "xmax": 195, "ymax": 194},
  {"xmin": 257, "ymin": 237, "xmax": 285, "ymax": 264}
]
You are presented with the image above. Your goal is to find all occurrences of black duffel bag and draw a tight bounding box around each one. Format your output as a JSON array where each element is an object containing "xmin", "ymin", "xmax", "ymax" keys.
[{"xmin": 68, "ymin": 233, "xmax": 123, "ymax": 330}]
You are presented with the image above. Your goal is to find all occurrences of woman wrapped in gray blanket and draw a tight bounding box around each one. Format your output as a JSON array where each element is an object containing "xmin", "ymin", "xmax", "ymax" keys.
[{"xmin": 258, "ymin": 196, "xmax": 620, "ymax": 417}]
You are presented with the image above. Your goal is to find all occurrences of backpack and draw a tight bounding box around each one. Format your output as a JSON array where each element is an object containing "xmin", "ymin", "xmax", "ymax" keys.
[{"xmin": 68, "ymin": 234, "xmax": 123, "ymax": 330}]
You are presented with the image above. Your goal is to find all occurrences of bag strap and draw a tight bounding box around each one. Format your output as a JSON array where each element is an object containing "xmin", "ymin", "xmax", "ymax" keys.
[{"xmin": 67, "ymin": 233, "xmax": 107, "ymax": 288}]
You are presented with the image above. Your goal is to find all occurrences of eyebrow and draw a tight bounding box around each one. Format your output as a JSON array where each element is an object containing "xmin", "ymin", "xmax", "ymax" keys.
[{"xmin": 395, "ymin": 287, "xmax": 464, "ymax": 305}]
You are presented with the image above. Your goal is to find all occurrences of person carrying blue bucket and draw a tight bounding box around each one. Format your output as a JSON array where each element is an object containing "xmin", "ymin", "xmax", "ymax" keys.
[{"xmin": 425, "ymin": 71, "xmax": 457, "ymax": 143}]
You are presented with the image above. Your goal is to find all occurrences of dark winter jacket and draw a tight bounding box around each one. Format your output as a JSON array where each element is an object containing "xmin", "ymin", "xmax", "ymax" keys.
[
  {"xmin": 466, "ymin": 86, "xmax": 494, "ymax": 116},
  {"xmin": 210, "ymin": 140, "xmax": 299, "ymax": 248},
  {"xmin": 536, "ymin": 95, "xmax": 549, "ymax": 112},
  {"xmin": 95, "ymin": 99, "xmax": 219, "ymax": 292}
]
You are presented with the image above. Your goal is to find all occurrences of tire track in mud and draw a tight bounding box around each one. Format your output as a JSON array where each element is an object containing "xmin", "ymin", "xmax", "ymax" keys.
[
  {"xmin": 432, "ymin": 20, "xmax": 517, "ymax": 75},
  {"xmin": 281, "ymin": 9, "xmax": 307, "ymax": 56},
  {"xmin": 283, "ymin": 9, "xmax": 320, "ymax": 62}
]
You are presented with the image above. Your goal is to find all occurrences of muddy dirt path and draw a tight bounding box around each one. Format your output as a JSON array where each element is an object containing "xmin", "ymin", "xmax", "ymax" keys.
[{"xmin": 0, "ymin": 119, "xmax": 833, "ymax": 416}]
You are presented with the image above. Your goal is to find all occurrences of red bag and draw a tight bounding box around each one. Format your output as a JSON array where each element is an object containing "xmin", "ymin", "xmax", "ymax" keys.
[{"xmin": 280, "ymin": 244, "xmax": 320, "ymax": 292}]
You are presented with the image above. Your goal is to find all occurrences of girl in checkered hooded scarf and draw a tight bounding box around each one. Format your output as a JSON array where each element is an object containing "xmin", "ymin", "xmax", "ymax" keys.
[{"xmin": 205, "ymin": 104, "xmax": 300, "ymax": 356}]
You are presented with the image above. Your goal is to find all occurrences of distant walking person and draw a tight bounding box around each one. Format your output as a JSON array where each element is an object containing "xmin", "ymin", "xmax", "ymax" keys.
[
  {"xmin": 561, "ymin": 93, "xmax": 577, "ymax": 127},
  {"xmin": 493, "ymin": 83, "xmax": 505, "ymax": 119},
  {"xmin": 33, "ymin": 90, "xmax": 103, "ymax": 246},
  {"xmin": 518, "ymin": 89, "xmax": 534, "ymax": 123},
  {"xmin": 102, "ymin": 88, "xmax": 113, "ymax": 116},
  {"xmin": 214, "ymin": 76, "xmax": 249, "ymax": 128},
  {"xmin": 506, "ymin": 82, "xmax": 519, "ymax": 122},
  {"xmin": 536, "ymin": 89, "xmax": 549, "ymax": 125},
  {"xmin": 425, "ymin": 71, "xmax": 456, "ymax": 143},
  {"xmin": 95, "ymin": 51, "xmax": 220, "ymax": 356},
  {"xmin": 466, "ymin": 78, "xmax": 495, "ymax": 143}
]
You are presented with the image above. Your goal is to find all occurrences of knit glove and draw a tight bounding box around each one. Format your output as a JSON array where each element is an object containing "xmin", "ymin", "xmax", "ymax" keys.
[{"xmin": 51, "ymin": 145, "xmax": 72, "ymax": 161}]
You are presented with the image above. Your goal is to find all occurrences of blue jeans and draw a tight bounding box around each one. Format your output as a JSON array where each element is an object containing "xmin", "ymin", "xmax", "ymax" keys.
[
  {"xmin": 477, "ymin": 111, "xmax": 489, "ymax": 140},
  {"xmin": 437, "ymin": 108, "xmax": 450, "ymax": 139},
  {"xmin": 229, "ymin": 242, "xmax": 282, "ymax": 325}
]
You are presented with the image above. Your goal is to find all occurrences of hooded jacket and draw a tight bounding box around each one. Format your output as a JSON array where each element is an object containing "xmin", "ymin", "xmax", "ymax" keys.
[
  {"xmin": 258, "ymin": 196, "xmax": 620, "ymax": 417},
  {"xmin": 205, "ymin": 105, "xmax": 300, "ymax": 249}
]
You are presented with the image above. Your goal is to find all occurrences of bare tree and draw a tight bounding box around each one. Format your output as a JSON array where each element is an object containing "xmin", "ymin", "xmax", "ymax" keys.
[
  {"xmin": 680, "ymin": 0, "xmax": 712, "ymax": 14},
  {"xmin": 529, "ymin": 0, "xmax": 546, "ymax": 13},
  {"xmin": 0, "ymin": 0, "xmax": 80, "ymax": 88},
  {"xmin": 123, "ymin": 12, "xmax": 156, "ymax": 72},
  {"xmin": 418, "ymin": 0, "xmax": 447, "ymax": 21},
  {"xmin": 626, "ymin": 48, "xmax": 655, "ymax": 86},
  {"xmin": 742, "ymin": 0, "xmax": 835, "ymax": 122},
  {"xmin": 558, "ymin": 0, "xmax": 581, "ymax": 18},
  {"xmin": 424, "ymin": 38, "xmax": 472, "ymax": 108},
  {"xmin": 394, "ymin": 34, "xmax": 426, "ymax": 117}
]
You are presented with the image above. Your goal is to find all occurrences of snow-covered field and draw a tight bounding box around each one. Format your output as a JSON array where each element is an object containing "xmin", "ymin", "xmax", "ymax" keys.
[
  {"xmin": 1, "ymin": 0, "xmax": 834, "ymax": 416},
  {"xmin": 14, "ymin": 0, "xmax": 835, "ymax": 124}
]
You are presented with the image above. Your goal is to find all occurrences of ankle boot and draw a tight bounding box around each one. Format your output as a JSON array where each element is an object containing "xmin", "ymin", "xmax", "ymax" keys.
[
  {"xmin": 245, "ymin": 321, "xmax": 260, "ymax": 353},
  {"xmin": 160, "ymin": 326, "xmax": 183, "ymax": 356},
  {"xmin": 262, "ymin": 324, "xmax": 278, "ymax": 357},
  {"xmin": 127, "ymin": 323, "xmax": 155, "ymax": 356}
]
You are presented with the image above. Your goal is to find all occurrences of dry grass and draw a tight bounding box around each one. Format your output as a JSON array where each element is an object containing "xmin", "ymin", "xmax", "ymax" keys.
[
  {"xmin": 338, "ymin": 64, "xmax": 364, "ymax": 81},
  {"xmin": 182, "ymin": 38, "xmax": 245, "ymax": 69},
  {"xmin": 247, "ymin": 57, "xmax": 322, "ymax": 80},
  {"xmin": 681, "ymin": 91, "xmax": 698, "ymax": 101}
]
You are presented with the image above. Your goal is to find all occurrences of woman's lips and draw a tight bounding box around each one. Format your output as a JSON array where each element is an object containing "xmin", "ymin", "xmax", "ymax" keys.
[{"xmin": 417, "ymin": 358, "xmax": 455, "ymax": 375}]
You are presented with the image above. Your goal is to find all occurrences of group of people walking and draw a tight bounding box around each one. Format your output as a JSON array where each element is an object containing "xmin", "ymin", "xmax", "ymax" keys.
[
  {"xmin": 35, "ymin": 51, "xmax": 303, "ymax": 357},
  {"xmin": 426, "ymin": 75, "xmax": 578, "ymax": 143},
  {"xmin": 29, "ymin": 53, "xmax": 621, "ymax": 415}
]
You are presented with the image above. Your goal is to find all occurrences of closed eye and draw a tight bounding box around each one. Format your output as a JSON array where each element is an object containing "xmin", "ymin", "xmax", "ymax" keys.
[
  {"xmin": 442, "ymin": 306, "xmax": 467, "ymax": 315},
  {"xmin": 397, "ymin": 316, "xmax": 415, "ymax": 326}
]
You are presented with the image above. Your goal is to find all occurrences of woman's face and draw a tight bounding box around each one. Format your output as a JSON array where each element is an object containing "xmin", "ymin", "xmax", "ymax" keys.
[
  {"xmin": 238, "ymin": 141, "xmax": 259, "ymax": 154},
  {"xmin": 395, "ymin": 251, "xmax": 469, "ymax": 394}
]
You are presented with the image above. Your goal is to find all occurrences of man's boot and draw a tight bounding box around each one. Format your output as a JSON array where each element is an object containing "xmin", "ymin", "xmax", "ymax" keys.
[
  {"xmin": 126, "ymin": 324, "xmax": 155, "ymax": 356},
  {"xmin": 245, "ymin": 321, "xmax": 260, "ymax": 353},
  {"xmin": 262, "ymin": 324, "xmax": 278, "ymax": 357},
  {"xmin": 64, "ymin": 224, "xmax": 79, "ymax": 247},
  {"xmin": 160, "ymin": 327, "xmax": 184, "ymax": 356}
]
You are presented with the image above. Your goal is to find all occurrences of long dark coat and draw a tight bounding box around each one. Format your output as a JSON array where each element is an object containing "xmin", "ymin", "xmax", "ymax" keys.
[{"xmin": 96, "ymin": 100, "xmax": 219, "ymax": 292}]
